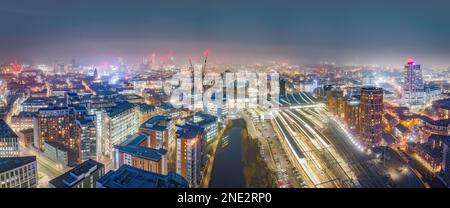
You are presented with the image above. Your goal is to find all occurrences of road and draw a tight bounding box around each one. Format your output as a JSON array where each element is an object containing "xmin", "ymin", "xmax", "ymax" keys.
[
  {"xmin": 19, "ymin": 143, "xmax": 68, "ymax": 188},
  {"xmin": 6, "ymin": 99, "xmax": 68, "ymax": 188}
]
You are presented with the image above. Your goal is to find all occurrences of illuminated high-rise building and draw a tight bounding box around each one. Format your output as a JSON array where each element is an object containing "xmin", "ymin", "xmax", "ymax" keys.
[
  {"xmin": 326, "ymin": 88, "xmax": 344, "ymax": 117},
  {"xmin": 175, "ymin": 124, "xmax": 205, "ymax": 188},
  {"xmin": 113, "ymin": 132, "xmax": 167, "ymax": 174},
  {"xmin": 359, "ymin": 87, "xmax": 383, "ymax": 148},
  {"xmin": 139, "ymin": 115, "xmax": 175, "ymax": 149},
  {"xmin": 34, "ymin": 106, "xmax": 82, "ymax": 166},
  {"xmin": 206, "ymin": 92, "xmax": 228, "ymax": 121},
  {"xmin": 187, "ymin": 112, "xmax": 218, "ymax": 142},
  {"xmin": 402, "ymin": 58, "xmax": 425, "ymax": 106},
  {"xmin": 137, "ymin": 103, "xmax": 156, "ymax": 125},
  {"xmin": 97, "ymin": 102, "xmax": 139, "ymax": 158},
  {"xmin": 344, "ymin": 95, "xmax": 361, "ymax": 132},
  {"xmin": 279, "ymin": 78, "xmax": 287, "ymax": 97},
  {"xmin": 78, "ymin": 116, "xmax": 97, "ymax": 161}
]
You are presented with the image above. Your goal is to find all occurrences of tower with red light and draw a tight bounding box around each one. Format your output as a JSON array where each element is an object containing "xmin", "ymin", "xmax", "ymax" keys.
[{"xmin": 402, "ymin": 58, "xmax": 425, "ymax": 107}]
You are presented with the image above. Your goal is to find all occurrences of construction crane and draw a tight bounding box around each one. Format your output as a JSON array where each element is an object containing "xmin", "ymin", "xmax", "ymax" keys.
[{"xmin": 202, "ymin": 49, "xmax": 209, "ymax": 75}]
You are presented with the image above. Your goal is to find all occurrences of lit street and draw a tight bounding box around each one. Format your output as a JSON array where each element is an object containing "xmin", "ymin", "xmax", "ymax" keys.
[{"xmin": 19, "ymin": 143, "xmax": 67, "ymax": 188}]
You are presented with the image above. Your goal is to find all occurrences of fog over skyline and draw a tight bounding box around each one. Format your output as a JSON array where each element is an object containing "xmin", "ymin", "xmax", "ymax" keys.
[{"xmin": 1, "ymin": 0, "xmax": 450, "ymax": 67}]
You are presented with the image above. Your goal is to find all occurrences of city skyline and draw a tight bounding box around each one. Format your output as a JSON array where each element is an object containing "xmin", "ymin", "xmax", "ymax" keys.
[
  {"xmin": 1, "ymin": 0, "xmax": 450, "ymax": 66},
  {"xmin": 1, "ymin": 0, "xmax": 450, "ymax": 191}
]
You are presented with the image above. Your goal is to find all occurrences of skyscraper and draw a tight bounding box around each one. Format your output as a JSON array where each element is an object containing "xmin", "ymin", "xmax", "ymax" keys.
[
  {"xmin": 359, "ymin": 87, "xmax": 383, "ymax": 148},
  {"xmin": 403, "ymin": 58, "xmax": 425, "ymax": 106},
  {"xmin": 279, "ymin": 78, "xmax": 286, "ymax": 98}
]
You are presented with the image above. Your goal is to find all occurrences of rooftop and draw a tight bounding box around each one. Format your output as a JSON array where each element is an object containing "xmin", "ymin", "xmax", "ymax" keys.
[
  {"xmin": 77, "ymin": 115, "xmax": 95, "ymax": 125},
  {"xmin": 345, "ymin": 95, "xmax": 361, "ymax": 106},
  {"xmin": 384, "ymin": 113, "xmax": 397, "ymax": 122},
  {"xmin": 428, "ymin": 134, "xmax": 450, "ymax": 142},
  {"xmin": 45, "ymin": 140, "xmax": 70, "ymax": 152},
  {"xmin": 416, "ymin": 143, "xmax": 442, "ymax": 159},
  {"xmin": 176, "ymin": 124, "xmax": 204, "ymax": 140},
  {"xmin": 38, "ymin": 106, "xmax": 72, "ymax": 112},
  {"xmin": 115, "ymin": 133, "xmax": 167, "ymax": 162},
  {"xmin": 12, "ymin": 111, "xmax": 36, "ymax": 117},
  {"xmin": 434, "ymin": 98, "xmax": 450, "ymax": 110},
  {"xmin": 49, "ymin": 159, "xmax": 104, "ymax": 188},
  {"xmin": 106, "ymin": 102, "xmax": 135, "ymax": 117},
  {"xmin": 116, "ymin": 94, "xmax": 143, "ymax": 100},
  {"xmin": 186, "ymin": 112, "xmax": 218, "ymax": 127},
  {"xmin": 141, "ymin": 115, "xmax": 172, "ymax": 131},
  {"xmin": 20, "ymin": 128, "xmax": 34, "ymax": 134},
  {"xmin": 22, "ymin": 96, "xmax": 56, "ymax": 104},
  {"xmin": 382, "ymin": 133, "xmax": 397, "ymax": 145},
  {"xmin": 420, "ymin": 116, "xmax": 450, "ymax": 127},
  {"xmin": 159, "ymin": 102, "xmax": 175, "ymax": 111},
  {"xmin": 97, "ymin": 165, "xmax": 188, "ymax": 188},
  {"xmin": 394, "ymin": 123, "xmax": 409, "ymax": 133},
  {"xmin": 0, "ymin": 156, "xmax": 36, "ymax": 173},
  {"xmin": 361, "ymin": 86, "xmax": 383, "ymax": 92},
  {"xmin": 0, "ymin": 119, "xmax": 18, "ymax": 138},
  {"xmin": 138, "ymin": 103, "xmax": 156, "ymax": 112}
]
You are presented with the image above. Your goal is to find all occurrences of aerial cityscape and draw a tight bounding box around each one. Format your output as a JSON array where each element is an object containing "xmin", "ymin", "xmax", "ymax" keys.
[{"xmin": 1, "ymin": 0, "xmax": 450, "ymax": 189}]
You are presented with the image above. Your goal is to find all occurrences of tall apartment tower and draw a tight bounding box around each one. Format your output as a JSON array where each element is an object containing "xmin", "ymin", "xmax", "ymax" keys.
[
  {"xmin": 359, "ymin": 87, "xmax": 384, "ymax": 148},
  {"xmin": 175, "ymin": 124, "xmax": 205, "ymax": 188},
  {"xmin": 344, "ymin": 95, "xmax": 361, "ymax": 132},
  {"xmin": 139, "ymin": 115, "xmax": 175, "ymax": 149},
  {"xmin": 279, "ymin": 78, "xmax": 287, "ymax": 98},
  {"xmin": 403, "ymin": 58, "xmax": 425, "ymax": 106},
  {"xmin": 34, "ymin": 107, "xmax": 81, "ymax": 167}
]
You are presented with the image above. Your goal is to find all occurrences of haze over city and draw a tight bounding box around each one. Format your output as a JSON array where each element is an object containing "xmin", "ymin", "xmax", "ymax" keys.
[
  {"xmin": 1, "ymin": 0, "xmax": 450, "ymax": 66},
  {"xmin": 1, "ymin": 0, "xmax": 450, "ymax": 193}
]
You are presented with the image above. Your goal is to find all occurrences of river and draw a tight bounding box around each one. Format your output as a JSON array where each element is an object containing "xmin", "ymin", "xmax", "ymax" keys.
[{"xmin": 209, "ymin": 119, "xmax": 274, "ymax": 188}]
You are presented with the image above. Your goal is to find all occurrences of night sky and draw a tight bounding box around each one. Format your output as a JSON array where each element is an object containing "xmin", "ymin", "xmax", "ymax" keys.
[{"xmin": 1, "ymin": 0, "xmax": 450, "ymax": 66}]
